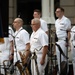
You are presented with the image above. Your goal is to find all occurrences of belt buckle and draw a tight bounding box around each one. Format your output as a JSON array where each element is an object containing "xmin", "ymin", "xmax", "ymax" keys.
[{"xmin": 31, "ymin": 52, "xmax": 37, "ymax": 59}]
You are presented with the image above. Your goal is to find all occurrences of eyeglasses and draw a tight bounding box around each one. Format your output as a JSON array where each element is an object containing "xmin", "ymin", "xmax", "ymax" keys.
[
  {"xmin": 55, "ymin": 11, "xmax": 61, "ymax": 13},
  {"xmin": 31, "ymin": 24, "xmax": 37, "ymax": 26}
]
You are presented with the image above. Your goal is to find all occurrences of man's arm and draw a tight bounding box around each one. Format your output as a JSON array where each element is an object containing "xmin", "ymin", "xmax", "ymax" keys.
[
  {"xmin": 68, "ymin": 31, "xmax": 71, "ymax": 41},
  {"xmin": 10, "ymin": 40, "xmax": 14, "ymax": 54},
  {"xmin": 9, "ymin": 40, "xmax": 14, "ymax": 60},
  {"xmin": 45, "ymin": 31, "xmax": 49, "ymax": 35},
  {"xmin": 21, "ymin": 43, "xmax": 30, "ymax": 64},
  {"xmin": 25, "ymin": 43, "xmax": 30, "ymax": 59},
  {"xmin": 40, "ymin": 45, "xmax": 48, "ymax": 65},
  {"xmin": 67, "ymin": 30, "xmax": 71, "ymax": 51}
]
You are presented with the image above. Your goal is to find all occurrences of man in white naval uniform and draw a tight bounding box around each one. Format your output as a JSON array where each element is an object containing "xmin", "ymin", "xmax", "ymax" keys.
[
  {"xmin": 55, "ymin": 7, "xmax": 71, "ymax": 73},
  {"xmin": 13, "ymin": 18, "xmax": 30, "ymax": 75},
  {"xmin": 0, "ymin": 26, "xmax": 14, "ymax": 74},
  {"xmin": 30, "ymin": 18, "xmax": 48, "ymax": 75},
  {"xmin": 33, "ymin": 9, "xmax": 48, "ymax": 34},
  {"xmin": 70, "ymin": 19, "xmax": 75, "ymax": 75}
]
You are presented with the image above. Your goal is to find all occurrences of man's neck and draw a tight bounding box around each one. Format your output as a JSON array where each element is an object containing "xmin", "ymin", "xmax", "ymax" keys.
[
  {"xmin": 34, "ymin": 28, "xmax": 40, "ymax": 32},
  {"xmin": 16, "ymin": 27, "xmax": 21, "ymax": 31},
  {"xmin": 59, "ymin": 15, "xmax": 63, "ymax": 20}
]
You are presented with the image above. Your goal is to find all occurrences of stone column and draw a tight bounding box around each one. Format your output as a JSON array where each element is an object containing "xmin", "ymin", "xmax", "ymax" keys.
[
  {"xmin": 9, "ymin": 0, "xmax": 17, "ymax": 24},
  {"xmin": 42, "ymin": 0, "xmax": 55, "ymax": 24}
]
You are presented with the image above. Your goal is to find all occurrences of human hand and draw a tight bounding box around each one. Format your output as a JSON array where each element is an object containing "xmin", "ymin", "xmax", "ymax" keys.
[
  {"xmin": 40, "ymin": 58, "xmax": 45, "ymax": 65},
  {"xmin": 9, "ymin": 54, "xmax": 13, "ymax": 60}
]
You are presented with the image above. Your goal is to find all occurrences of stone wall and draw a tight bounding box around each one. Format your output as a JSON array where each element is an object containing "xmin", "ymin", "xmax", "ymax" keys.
[
  {"xmin": 60, "ymin": 0, "xmax": 75, "ymax": 24},
  {"xmin": 9, "ymin": 0, "xmax": 75, "ymax": 24},
  {"xmin": 9, "ymin": 0, "xmax": 17, "ymax": 24}
]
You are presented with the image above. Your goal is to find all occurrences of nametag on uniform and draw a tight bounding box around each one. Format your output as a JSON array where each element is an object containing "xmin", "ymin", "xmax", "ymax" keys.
[
  {"xmin": 34, "ymin": 38, "xmax": 37, "ymax": 39},
  {"xmin": 16, "ymin": 37, "xmax": 19, "ymax": 38},
  {"xmin": 60, "ymin": 23, "xmax": 64, "ymax": 25}
]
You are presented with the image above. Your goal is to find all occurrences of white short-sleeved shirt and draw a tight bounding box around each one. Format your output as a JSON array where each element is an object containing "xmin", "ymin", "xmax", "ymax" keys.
[
  {"xmin": 14, "ymin": 27, "xmax": 29, "ymax": 51},
  {"xmin": 70, "ymin": 26, "xmax": 75, "ymax": 46},
  {"xmin": 30, "ymin": 28, "xmax": 48, "ymax": 53},
  {"xmin": 0, "ymin": 38, "xmax": 10, "ymax": 51},
  {"xmin": 40, "ymin": 18, "xmax": 48, "ymax": 32},
  {"xmin": 9, "ymin": 26, "xmax": 14, "ymax": 41},
  {"xmin": 0, "ymin": 26, "xmax": 14, "ymax": 51},
  {"xmin": 55, "ymin": 16, "xmax": 71, "ymax": 39}
]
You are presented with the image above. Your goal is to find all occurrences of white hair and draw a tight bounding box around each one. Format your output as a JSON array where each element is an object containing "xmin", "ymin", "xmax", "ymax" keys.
[{"xmin": 32, "ymin": 18, "xmax": 40, "ymax": 25}]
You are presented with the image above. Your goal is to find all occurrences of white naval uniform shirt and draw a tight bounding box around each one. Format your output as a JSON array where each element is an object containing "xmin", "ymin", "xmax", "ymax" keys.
[
  {"xmin": 70, "ymin": 26, "xmax": 75, "ymax": 62},
  {"xmin": 30, "ymin": 28, "xmax": 48, "ymax": 53},
  {"xmin": 0, "ymin": 26, "xmax": 14, "ymax": 51},
  {"xmin": 40, "ymin": 18, "xmax": 48, "ymax": 32},
  {"xmin": 9, "ymin": 26, "xmax": 14, "ymax": 41},
  {"xmin": 71, "ymin": 26, "xmax": 75, "ymax": 41},
  {"xmin": 55, "ymin": 16, "xmax": 71, "ymax": 40},
  {"xmin": 0, "ymin": 38, "xmax": 11, "ymax": 51},
  {"xmin": 14, "ymin": 27, "xmax": 29, "ymax": 51},
  {"xmin": 71, "ymin": 26, "xmax": 75, "ymax": 46}
]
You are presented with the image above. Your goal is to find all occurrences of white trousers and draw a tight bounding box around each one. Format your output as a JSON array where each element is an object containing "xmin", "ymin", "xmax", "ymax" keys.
[
  {"xmin": 71, "ymin": 45, "xmax": 75, "ymax": 75},
  {"xmin": 0, "ymin": 50, "xmax": 10, "ymax": 74},
  {"xmin": 73, "ymin": 62, "xmax": 75, "ymax": 75},
  {"xmin": 31, "ymin": 54, "xmax": 48, "ymax": 75},
  {"xmin": 56, "ymin": 40, "xmax": 67, "ymax": 72}
]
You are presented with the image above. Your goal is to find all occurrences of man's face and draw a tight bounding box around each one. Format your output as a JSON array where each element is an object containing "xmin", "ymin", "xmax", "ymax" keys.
[
  {"xmin": 13, "ymin": 19, "xmax": 21, "ymax": 29},
  {"xmin": 33, "ymin": 12, "xmax": 40, "ymax": 18},
  {"xmin": 55, "ymin": 8, "xmax": 63, "ymax": 18},
  {"xmin": 31, "ymin": 20, "xmax": 39, "ymax": 32}
]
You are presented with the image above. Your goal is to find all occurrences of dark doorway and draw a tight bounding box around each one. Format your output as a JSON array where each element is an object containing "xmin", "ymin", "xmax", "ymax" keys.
[
  {"xmin": 0, "ymin": 0, "xmax": 8, "ymax": 37},
  {"xmin": 17, "ymin": 0, "xmax": 41, "ymax": 25},
  {"xmin": 54, "ymin": 0, "xmax": 60, "ymax": 19},
  {"xmin": 17, "ymin": 0, "xmax": 41, "ymax": 34}
]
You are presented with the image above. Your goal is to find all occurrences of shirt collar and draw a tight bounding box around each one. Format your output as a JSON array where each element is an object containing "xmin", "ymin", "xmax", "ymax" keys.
[
  {"xmin": 58, "ymin": 15, "xmax": 65, "ymax": 21},
  {"xmin": 16, "ymin": 27, "xmax": 23, "ymax": 32},
  {"xmin": 15, "ymin": 27, "xmax": 23, "ymax": 35},
  {"xmin": 33, "ymin": 28, "xmax": 41, "ymax": 34}
]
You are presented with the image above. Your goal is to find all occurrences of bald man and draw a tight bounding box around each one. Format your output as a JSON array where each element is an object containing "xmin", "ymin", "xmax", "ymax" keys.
[
  {"xmin": 13, "ymin": 18, "xmax": 30, "ymax": 75},
  {"xmin": 30, "ymin": 18, "xmax": 48, "ymax": 75}
]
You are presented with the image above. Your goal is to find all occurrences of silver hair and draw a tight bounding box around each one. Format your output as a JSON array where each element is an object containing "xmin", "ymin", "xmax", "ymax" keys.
[{"xmin": 32, "ymin": 18, "xmax": 40, "ymax": 25}]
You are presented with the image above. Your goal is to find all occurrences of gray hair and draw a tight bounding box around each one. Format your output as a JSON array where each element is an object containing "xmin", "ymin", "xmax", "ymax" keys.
[{"xmin": 31, "ymin": 18, "xmax": 41, "ymax": 25}]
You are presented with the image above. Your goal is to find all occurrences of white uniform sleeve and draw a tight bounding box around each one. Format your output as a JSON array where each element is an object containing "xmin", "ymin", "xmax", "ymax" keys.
[
  {"xmin": 20, "ymin": 31, "xmax": 29, "ymax": 45},
  {"xmin": 39, "ymin": 33, "xmax": 48, "ymax": 46},
  {"xmin": 9, "ymin": 27, "xmax": 14, "ymax": 41},
  {"xmin": 41, "ymin": 21, "xmax": 48, "ymax": 32},
  {"xmin": 65, "ymin": 19, "xmax": 71, "ymax": 30},
  {"xmin": 71, "ymin": 26, "xmax": 75, "ymax": 41}
]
